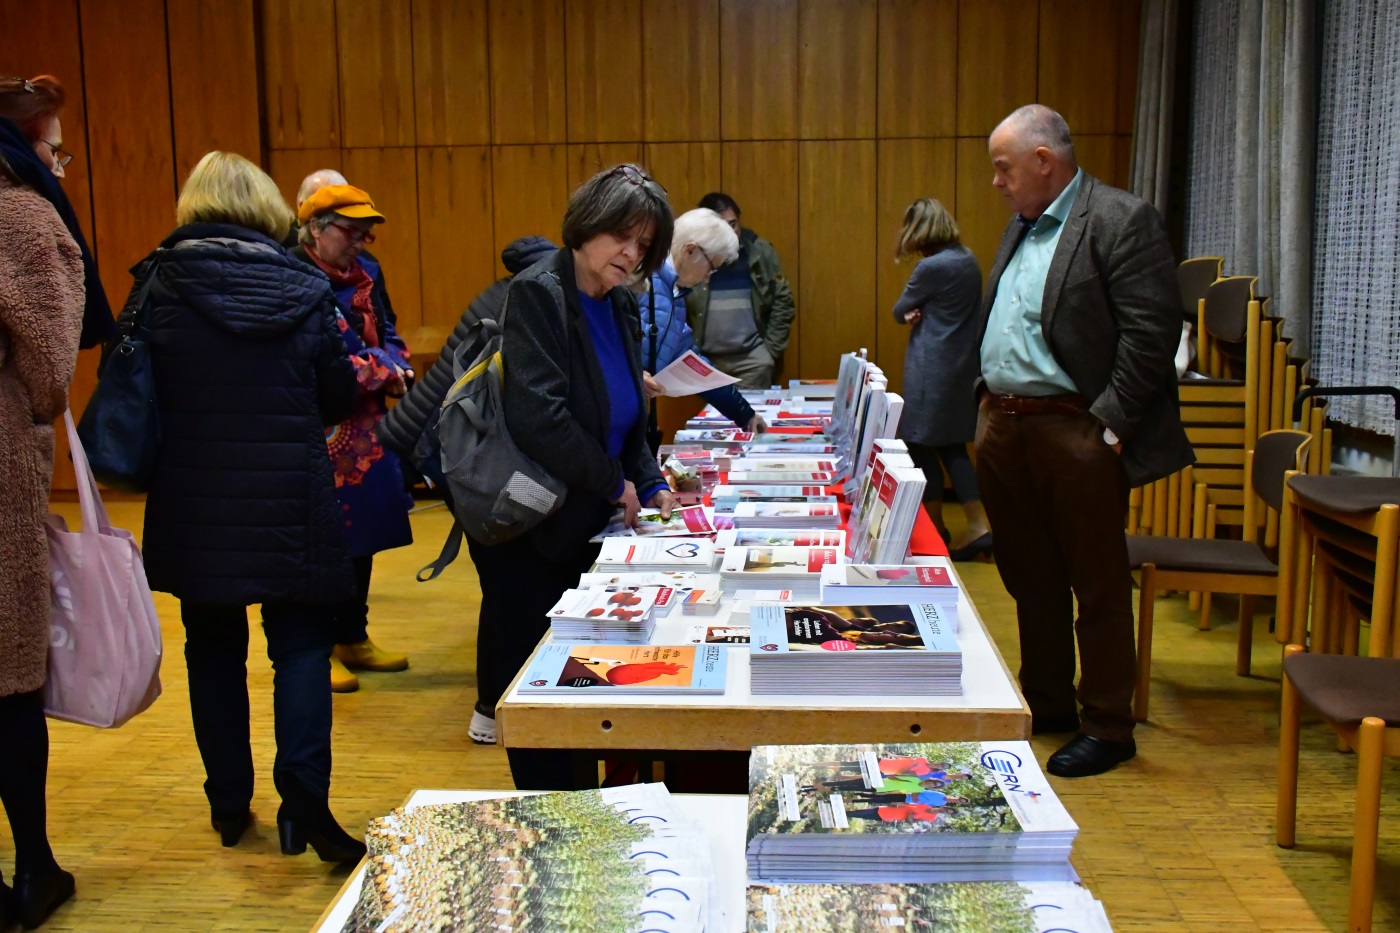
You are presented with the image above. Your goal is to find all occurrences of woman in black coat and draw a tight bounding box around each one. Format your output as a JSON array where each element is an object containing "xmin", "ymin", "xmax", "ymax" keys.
[
  {"xmin": 133, "ymin": 151, "xmax": 364, "ymax": 863},
  {"xmin": 467, "ymin": 166, "xmax": 675, "ymax": 782}
]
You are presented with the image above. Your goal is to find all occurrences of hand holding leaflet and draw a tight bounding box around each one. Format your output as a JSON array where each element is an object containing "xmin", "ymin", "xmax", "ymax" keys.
[{"xmin": 652, "ymin": 350, "xmax": 740, "ymax": 397}]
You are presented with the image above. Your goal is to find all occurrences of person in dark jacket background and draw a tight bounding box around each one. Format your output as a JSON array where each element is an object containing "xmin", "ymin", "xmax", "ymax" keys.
[
  {"xmin": 466, "ymin": 165, "xmax": 675, "ymax": 773},
  {"xmin": 292, "ymin": 184, "xmax": 414, "ymax": 693},
  {"xmin": 635, "ymin": 207, "xmax": 763, "ymax": 452},
  {"xmin": 136, "ymin": 151, "xmax": 365, "ymax": 864},
  {"xmin": 377, "ymin": 235, "xmax": 558, "ymax": 491}
]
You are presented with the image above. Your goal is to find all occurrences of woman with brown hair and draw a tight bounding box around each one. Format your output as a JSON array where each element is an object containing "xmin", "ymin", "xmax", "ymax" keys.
[
  {"xmin": 0, "ymin": 73, "xmax": 88, "ymax": 929},
  {"xmin": 891, "ymin": 197, "xmax": 991, "ymax": 560}
]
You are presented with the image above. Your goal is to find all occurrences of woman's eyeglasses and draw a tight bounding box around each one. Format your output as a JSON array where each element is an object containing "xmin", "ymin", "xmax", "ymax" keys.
[
  {"xmin": 41, "ymin": 140, "xmax": 73, "ymax": 169},
  {"xmin": 606, "ymin": 164, "xmax": 667, "ymax": 194},
  {"xmin": 330, "ymin": 220, "xmax": 376, "ymax": 245}
]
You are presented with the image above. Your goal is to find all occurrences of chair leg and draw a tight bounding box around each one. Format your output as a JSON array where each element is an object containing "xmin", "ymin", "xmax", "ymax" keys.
[
  {"xmin": 1237, "ymin": 594, "xmax": 1256, "ymax": 676},
  {"xmin": 1134, "ymin": 565, "xmax": 1156, "ymax": 723},
  {"xmin": 1200, "ymin": 591, "xmax": 1213, "ymax": 631},
  {"xmin": 1276, "ymin": 645, "xmax": 1304, "ymax": 848},
  {"xmin": 1348, "ymin": 717, "xmax": 1386, "ymax": 933}
]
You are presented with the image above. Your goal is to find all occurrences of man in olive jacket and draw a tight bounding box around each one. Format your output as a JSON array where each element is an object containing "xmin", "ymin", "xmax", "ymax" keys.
[
  {"xmin": 974, "ymin": 105, "xmax": 1193, "ymax": 779},
  {"xmin": 685, "ymin": 192, "xmax": 796, "ymax": 389}
]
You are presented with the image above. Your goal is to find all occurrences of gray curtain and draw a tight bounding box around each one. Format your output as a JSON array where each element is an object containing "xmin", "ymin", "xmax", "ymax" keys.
[
  {"xmin": 1129, "ymin": 0, "xmax": 1179, "ymax": 216},
  {"xmin": 1183, "ymin": 0, "xmax": 1316, "ymax": 354}
]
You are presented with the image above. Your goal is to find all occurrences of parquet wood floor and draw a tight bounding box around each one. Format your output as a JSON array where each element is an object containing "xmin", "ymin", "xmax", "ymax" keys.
[{"xmin": 16, "ymin": 500, "xmax": 1398, "ymax": 931}]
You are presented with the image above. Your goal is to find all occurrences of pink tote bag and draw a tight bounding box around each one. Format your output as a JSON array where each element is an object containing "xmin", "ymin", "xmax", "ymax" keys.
[{"xmin": 43, "ymin": 410, "xmax": 163, "ymax": 727}]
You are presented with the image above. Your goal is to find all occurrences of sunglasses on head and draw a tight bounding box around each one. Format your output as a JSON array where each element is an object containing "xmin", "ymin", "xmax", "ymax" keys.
[{"xmin": 606, "ymin": 164, "xmax": 667, "ymax": 194}]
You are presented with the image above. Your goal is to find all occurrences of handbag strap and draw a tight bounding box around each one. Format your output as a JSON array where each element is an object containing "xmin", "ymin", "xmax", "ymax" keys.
[
  {"xmin": 63, "ymin": 408, "xmax": 112, "ymax": 533},
  {"xmin": 417, "ymin": 519, "xmax": 464, "ymax": 582}
]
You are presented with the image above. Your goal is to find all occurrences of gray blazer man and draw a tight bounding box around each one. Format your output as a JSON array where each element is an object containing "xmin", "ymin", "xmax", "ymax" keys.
[{"xmin": 973, "ymin": 104, "xmax": 1193, "ymax": 779}]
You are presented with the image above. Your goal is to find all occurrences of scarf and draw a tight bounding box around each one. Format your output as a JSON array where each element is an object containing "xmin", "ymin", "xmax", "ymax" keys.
[
  {"xmin": 0, "ymin": 117, "xmax": 115, "ymax": 348},
  {"xmin": 306, "ymin": 248, "xmax": 379, "ymax": 347}
]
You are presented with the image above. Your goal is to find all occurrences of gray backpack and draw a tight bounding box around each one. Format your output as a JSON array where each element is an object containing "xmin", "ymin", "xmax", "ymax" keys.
[{"xmin": 436, "ymin": 294, "xmax": 568, "ymax": 548}]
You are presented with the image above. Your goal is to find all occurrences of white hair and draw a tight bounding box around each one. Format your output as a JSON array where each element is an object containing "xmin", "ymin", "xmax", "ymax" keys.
[
  {"xmin": 296, "ymin": 168, "xmax": 347, "ymax": 208},
  {"xmin": 996, "ymin": 104, "xmax": 1076, "ymax": 163},
  {"xmin": 671, "ymin": 208, "xmax": 739, "ymax": 266}
]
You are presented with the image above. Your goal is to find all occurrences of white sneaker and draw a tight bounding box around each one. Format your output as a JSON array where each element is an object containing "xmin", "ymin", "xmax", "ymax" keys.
[{"xmin": 468, "ymin": 709, "xmax": 496, "ymax": 745}]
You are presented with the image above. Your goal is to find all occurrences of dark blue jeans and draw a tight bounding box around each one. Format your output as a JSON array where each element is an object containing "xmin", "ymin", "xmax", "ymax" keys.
[
  {"xmin": 337, "ymin": 555, "xmax": 374, "ymax": 645},
  {"xmin": 180, "ymin": 601, "xmax": 335, "ymax": 813}
]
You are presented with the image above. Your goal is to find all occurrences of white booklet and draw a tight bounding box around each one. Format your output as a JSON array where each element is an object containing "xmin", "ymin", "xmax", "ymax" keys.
[{"xmin": 652, "ymin": 350, "xmax": 740, "ymax": 396}]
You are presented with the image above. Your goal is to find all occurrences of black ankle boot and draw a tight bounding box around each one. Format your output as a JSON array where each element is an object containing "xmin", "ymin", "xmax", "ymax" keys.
[
  {"xmin": 276, "ymin": 777, "xmax": 365, "ymax": 864},
  {"xmin": 210, "ymin": 809, "xmax": 253, "ymax": 848},
  {"xmin": 12, "ymin": 866, "xmax": 74, "ymax": 929}
]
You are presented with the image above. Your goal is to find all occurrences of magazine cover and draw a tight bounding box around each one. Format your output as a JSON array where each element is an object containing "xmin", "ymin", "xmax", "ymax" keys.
[
  {"xmin": 596, "ymin": 537, "xmax": 716, "ymax": 569},
  {"xmin": 687, "ymin": 624, "xmax": 752, "ymax": 644},
  {"xmin": 749, "ymin": 604, "xmax": 956, "ymax": 654},
  {"xmin": 590, "ymin": 505, "xmax": 716, "ymax": 541},
  {"xmin": 519, "ymin": 644, "xmax": 727, "ymax": 693},
  {"xmin": 747, "ymin": 742, "xmax": 1075, "ymax": 838},
  {"xmin": 824, "ymin": 564, "xmax": 954, "ymax": 588},
  {"xmin": 745, "ymin": 881, "xmax": 1110, "ymax": 933},
  {"xmin": 722, "ymin": 546, "xmax": 840, "ymax": 575}
]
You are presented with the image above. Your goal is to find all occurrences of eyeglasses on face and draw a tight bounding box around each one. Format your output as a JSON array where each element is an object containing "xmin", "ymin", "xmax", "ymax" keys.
[
  {"xmin": 41, "ymin": 140, "xmax": 73, "ymax": 168},
  {"xmin": 606, "ymin": 164, "xmax": 667, "ymax": 194},
  {"xmin": 695, "ymin": 244, "xmax": 722, "ymax": 274},
  {"xmin": 329, "ymin": 220, "xmax": 376, "ymax": 245}
]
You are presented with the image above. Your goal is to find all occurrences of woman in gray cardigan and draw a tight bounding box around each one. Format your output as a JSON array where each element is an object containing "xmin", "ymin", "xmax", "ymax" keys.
[{"xmin": 891, "ymin": 198, "xmax": 991, "ymax": 560}]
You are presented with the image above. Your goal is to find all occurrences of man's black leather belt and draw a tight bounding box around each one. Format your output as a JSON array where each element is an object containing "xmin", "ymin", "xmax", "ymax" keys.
[{"xmin": 994, "ymin": 394, "xmax": 1089, "ymax": 417}]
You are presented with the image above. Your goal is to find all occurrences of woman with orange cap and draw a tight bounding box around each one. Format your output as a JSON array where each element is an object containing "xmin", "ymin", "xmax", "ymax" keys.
[{"xmin": 292, "ymin": 186, "xmax": 414, "ymax": 693}]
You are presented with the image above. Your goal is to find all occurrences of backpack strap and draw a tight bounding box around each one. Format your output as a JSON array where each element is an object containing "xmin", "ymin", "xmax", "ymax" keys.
[{"xmin": 417, "ymin": 518, "xmax": 465, "ymax": 582}]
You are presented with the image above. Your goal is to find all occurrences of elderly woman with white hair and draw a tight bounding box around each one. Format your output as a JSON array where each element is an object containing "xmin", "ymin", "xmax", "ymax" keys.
[{"xmin": 637, "ymin": 207, "xmax": 763, "ymax": 449}]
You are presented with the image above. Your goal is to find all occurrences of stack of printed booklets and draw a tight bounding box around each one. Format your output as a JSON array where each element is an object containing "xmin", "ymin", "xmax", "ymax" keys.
[
  {"xmin": 712, "ymin": 484, "xmax": 837, "ymax": 515},
  {"xmin": 720, "ymin": 545, "xmax": 842, "ymax": 598},
  {"xmin": 518, "ymin": 643, "xmax": 728, "ymax": 695},
  {"xmin": 746, "ymin": 880, "xmax": 1112, "ymax": 932},
  {"xmin": 595, "ymin": 536, "xmax": 716, "ymax": 573},
  {"xmin": 716, "ymin": 528, "xmax": 846, "ymax": 554},
  {"xmin": 728, "ymin": 500, "xmax": 841, "ymax": 529},
  {"xmin": 589, "ymin": 504, "xmax": 716, "ymax": 542},
  {"xmin": 340, "ymin": 784, "xmax": 716, "ymax": 932},
  {"xmin": 544, "ymin": 584, "xmax": 667, "ymax": 644},
  {"xmin": 747, "ymin": 603, "xmax": 961, "ymax": 695},
  {"xmin": 847, "ymin": 446, "xmax": 927, "ymax": 565},
  {"xmin": 820, "ymin": 562, "xmax": 960, "ymax": 616},
  {"xmin": 744, "ymin": 742, "xmax": 1080, "ymax": 886}
]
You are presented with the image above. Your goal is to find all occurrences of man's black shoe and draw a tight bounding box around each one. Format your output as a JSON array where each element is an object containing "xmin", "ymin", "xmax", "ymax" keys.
[
  {"xmin": 1030, "ymin": 714, "xmax": 1080, "ymax": 735},
  {"xmin": 1046, "ymin": 734, "xmax": 1136, "ymax": 778}
]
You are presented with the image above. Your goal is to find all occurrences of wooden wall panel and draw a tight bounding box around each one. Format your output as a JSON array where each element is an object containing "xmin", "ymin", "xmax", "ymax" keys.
[
  {"xmin": 956, "ymin": 0, "xmax": 1038, "ymax": 137},
  {"xmin": 954, "ymin": 137, "xmax": 1012, "ymax": 276},
  {"xmin": 798, "ymin": 141, "xmax": 877, "ymax": 379},
  {"xmin": 261, "ymin": 0, "xmax": 341, "ymax": 148},
  {"xmin": 491, "ymin": 145, "xmax": 569, "ymax": 277},
  {"xmin": 874, "ymin": 139, "xmax": 958, "ymax": 394},
  {"xmin": 416, "ymin": 147, "xmax": 496, "ymax": 340},
  {"xmin": 876, "ymin": 0, "xmax": 958, "ymax": 139},
  {"xmin": 266, "ymin": 147, "xmax": 345, "ymax": 214},
  {"xmin": 643, "ymin": 142, "xmax": 723, "ymax": 219},
  {"xmin": 1074, "ymin": 134, "xmax": 1119, "ymax": 190},
  {"xmin": 565, "ymin": 0, "xmax": 644, "ymax": 142},
  {"xmin": 1117, "ymin": 0, "xmax": 1142, "ymax": 135},
  {"xmin": 337, "ymin": 0, "xmax": 415, "ymax": 147},
  {"xmin": 166, "ymin": 0, "xmax": 260, "ymax": 182},
  {"xmin": 339, "ymin": 148, "xmax": 424, "ymax": 342},
  {"xmin": 720, "ymin": 141, "xmax": 801, "ymax": 373},
  {"xmin": 79, "ymin": 0, "xmax": 177, "ymax": 312},
  {"xmin": 1038, "ymin": 0, "xmax": 1120, "ymax": 136},
  {"xmin": 642, "ymin": 0, "xmax": 720, "ymax": 141},
  {"xmin": 1115, "ymin": 134, "xmax": 1134, "ymax": 192},
  {"xmin": 798, "ymin": 0, "xmax": 876, "ymax": 140},
  {"xmin": 719, "ymin": 0, "xmax": 798, "ymax": 140},
  {"xmin": 489, "ymin": 0, "xmax": 567, "ymax": 144},
  {"xmin": 412, "ymin": 0, "xmax": 492, "ymax": 146},
  {"xmin": 566, "ymin": 143, "xmax": 645, "ymax": 194}
]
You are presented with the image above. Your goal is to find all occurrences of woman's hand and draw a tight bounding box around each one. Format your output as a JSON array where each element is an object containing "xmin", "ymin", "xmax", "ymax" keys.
[
  {"xmin": 904, "ymin": 310, "xmax": 922, "ymax": 325},
  {"xmin": 746, "ymin": 413, "xmax": 768, "ymax": 434},
  {"xmin": 646, "ymin": 487, "xmax": 677, "ymax": 520},
  {"xmin": 613, "ymin": 480, "xmax": 642, "ymax": 527},
  {"xmin": 385, "ymin": 368, "xmax": 408, "ymax": 398},
  {"xmin": 642, "ymin": 372, "xmax": 664, "ymax": 399}
]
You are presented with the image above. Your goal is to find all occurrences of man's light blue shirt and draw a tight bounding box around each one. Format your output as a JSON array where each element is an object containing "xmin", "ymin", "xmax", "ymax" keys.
[{"xmin": 980, "ymin": 169, "xmax": 1084, "ymax": 396}]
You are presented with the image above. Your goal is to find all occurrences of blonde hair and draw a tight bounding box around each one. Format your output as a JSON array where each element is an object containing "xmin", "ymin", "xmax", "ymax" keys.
[
  {"xmin": 895, "ymin": 198, "xmax": 960, "ymax": 260},
  {"xmin": 177, "ymin": 151, "xmax": 294, "ymax": 242}
]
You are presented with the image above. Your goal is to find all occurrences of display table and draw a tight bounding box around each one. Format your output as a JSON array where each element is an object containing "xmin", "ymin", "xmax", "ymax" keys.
[
  {"xmin": 311, "ymin": 789, "xmax": 747, "ymax": 933},
  {"xmin": 497, "ymin": 561, "xmax": 1029, "ymax": 770}
]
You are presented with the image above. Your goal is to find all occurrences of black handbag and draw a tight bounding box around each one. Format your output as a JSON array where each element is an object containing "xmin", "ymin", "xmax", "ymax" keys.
[{"xmin": 77, "ymin": 263, "xmax": 160, "ymax": 492}]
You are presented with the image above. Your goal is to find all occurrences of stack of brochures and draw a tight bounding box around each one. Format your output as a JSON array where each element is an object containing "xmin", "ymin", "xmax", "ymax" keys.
[
  {"xmin": 746, "ymin": 881, "xmax": 1112, "ymax": 932},
  {"xmin": 726, "ymin": 470, "xmax": 836, "ymax": 485},
  {"xmin": 519, "ymin": 643, "xmax": 728, "ymax": 695},
  {"xmin": 712, "ymin": 485, "xmax": 836, "ymax": 514},
  {"xmin": 342, "ymin": 784, "xmax": 716, "ymax": 932},
  {"xmin": 747, "ymin": 604, "xmax": 961, "ymax": 695},
  {"xmin": 545, "ymin": 586, "xmax": 666, "ymax": 644},
  {"xmin": 819, "ymin": 562, "xmax": 961, "ymax": 615},
  {"xmin": 716, "ymin": 528, "xmax": 846, "ymax": 553},
  {"xmin": 719, "ymin": 545, "xmax": 843, "ymax": 597},
  {"xmin": 745, "ymin": 742, "xmax": 1079, "ymax": 885},
  {"xmin": 730, "ymin": 501, "xmax": 841, "ymax": 529},
  {"xmin": 589, "ymin": 504, "xmax": 716, "ymax": 541},
  {"xmin": 595, "ymin": 537, "xmax": 717, "ymax": 573}
]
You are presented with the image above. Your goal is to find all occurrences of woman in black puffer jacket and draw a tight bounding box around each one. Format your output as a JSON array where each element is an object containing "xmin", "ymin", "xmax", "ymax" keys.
[{"xmin": 131, "ymin": 151, "xmax": 364, "ymax": 864}]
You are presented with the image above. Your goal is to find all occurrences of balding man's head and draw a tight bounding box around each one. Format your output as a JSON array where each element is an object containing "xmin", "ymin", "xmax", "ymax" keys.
[
  {"xmin": 296, "ymin": 169, "xmax": 347, "ymax": 209},
  {"xmin": 988, "ymin": 105, "xmax": 1078, "ymax": 220}
]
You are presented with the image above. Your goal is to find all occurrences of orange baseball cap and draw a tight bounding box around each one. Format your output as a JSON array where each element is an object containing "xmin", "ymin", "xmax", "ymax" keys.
[{"xmin": 297, "ymin": 184, "xmax": 386, "ymax": 225}]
